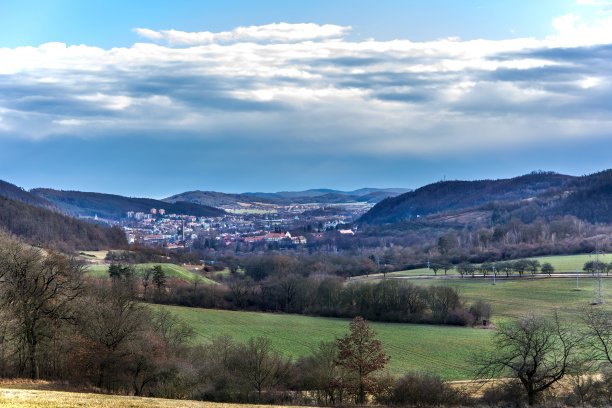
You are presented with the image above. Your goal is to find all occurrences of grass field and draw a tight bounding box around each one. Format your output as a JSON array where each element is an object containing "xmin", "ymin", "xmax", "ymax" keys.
[
  {"xmin": 0, "ymin": 387, "xmax": 279, "ymax": 408},
  {"xmin": 85, "ymin": 263, "xmax": 217, "ymax": 285},
  {"xmin": 77, "ymin": 250, "xmax": 109, "ymax": 261},
  {"xmin": 406, "ymin": 277, "xmax": 612, "ymax": 324},
  {"xmin": 158, "ymin": 305, "xmax": 492, "ymax": 380},
  {"xmin": 383, "ymin": 253, "xmax": 612, "ymax": 278}
]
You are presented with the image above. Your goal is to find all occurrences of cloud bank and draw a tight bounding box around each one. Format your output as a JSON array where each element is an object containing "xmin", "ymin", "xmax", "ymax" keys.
[{"xmin": 2, "ymin": 16, "xmax": 612, "ymax": 156}]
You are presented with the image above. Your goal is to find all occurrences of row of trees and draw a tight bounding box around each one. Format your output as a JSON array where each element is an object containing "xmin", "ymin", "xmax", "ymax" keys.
[
  {"xmin": 583, "ymin": 260, "xmax": 612, "ymax": 275},
  {"xmin": 450, "ymin": 259, "xmax": 555, "ymax": 277},
  {"xmin": 154, "ymin": 275, "xmax": 484, "ymax": 326}
]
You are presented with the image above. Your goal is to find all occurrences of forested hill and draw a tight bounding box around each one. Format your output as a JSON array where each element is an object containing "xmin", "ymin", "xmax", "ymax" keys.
[
  {"xmin": 360, "ymin": 172, "xmax": 576, "ymax": 224},
  {"xmin": 0, "ymin": 195, "xmax": 127, "ymax": 250},
  {"xmin": 553, "ymin": 169, "xmax": 612, "ymax": 223},
  {"xmin": 32, "ymin": 188, "xmax": 225, "ymax": 219},
  {"xmin": 164, "ymin": 190, "xmax": 275, "ymax": 207},
  {"xmin": 0, "ymin": 179, "xmax": 56, "ymax": 209}
]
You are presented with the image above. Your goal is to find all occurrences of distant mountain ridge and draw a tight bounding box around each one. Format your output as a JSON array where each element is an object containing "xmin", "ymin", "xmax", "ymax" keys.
[
  {"xmin": 166, "ymin": 187, "xmax": 411, "ymax": 207},
  {"xmin": 360, "ymin": 170, "xmax": 612, "ymax": 224}
]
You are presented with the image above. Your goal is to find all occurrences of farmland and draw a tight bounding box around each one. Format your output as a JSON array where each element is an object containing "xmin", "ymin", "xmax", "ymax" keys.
[
  {"xmin": 155, "ymin": 271, "xmax": 612, "ymax": 381},
  {"xmin": 405, "ymin": 277, "xmax": 612, "ymax": 324},
  {"xmin": 158, "ymin": 305, "xmax": 492, "ymax": 380}
]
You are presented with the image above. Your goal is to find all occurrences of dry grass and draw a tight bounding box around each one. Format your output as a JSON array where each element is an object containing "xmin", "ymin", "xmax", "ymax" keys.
[{"xmin": 0, "ymin": 386, "xmax": 294, "ymax": 408}]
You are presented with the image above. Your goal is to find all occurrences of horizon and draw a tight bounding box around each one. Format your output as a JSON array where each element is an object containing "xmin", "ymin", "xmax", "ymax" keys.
[
  {"xmin": 4, "ymin": 167, "xmax": 603, "ymax": 200},
  {"xmin": 2, "ymin": 1, "xmax": 612, "ymax": 197}
]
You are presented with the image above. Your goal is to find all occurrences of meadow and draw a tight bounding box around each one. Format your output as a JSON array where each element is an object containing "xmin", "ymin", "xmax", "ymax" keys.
[
  {"xmin": 407, "ymin": 276, "xmax": 612, "ymax": 324},
  {"xmin": 86, "ymin": 263, "xmax": 217, "ymax": 285},
  {"xmin": 380, "ymin": 253, "xmax": 612, "ymax": 278},
  {"xmin": 155, "ymin": 272, "xmax": 612, "ymax": 381},
  {"xmin": 158, "ymin": 305, "xmax": 492, "ymax": 380}
]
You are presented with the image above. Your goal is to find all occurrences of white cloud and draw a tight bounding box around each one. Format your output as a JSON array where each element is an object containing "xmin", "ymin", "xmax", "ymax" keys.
[
  {"xmin": 2, "ymin": 18, "xmax": 612, "ymax": 154},
  {"xmin": 134, "ymin": 22, "xmax": 351, "ymax": 45}
]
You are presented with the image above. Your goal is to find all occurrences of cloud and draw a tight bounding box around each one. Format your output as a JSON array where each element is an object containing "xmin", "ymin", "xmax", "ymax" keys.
[
  {"xmin": 134, "ymin": 23, "xmax": 351, "ymax": 45},
  {"xmin": 2, "ymin": 18, "xmax": 612, "ymax": 157}
]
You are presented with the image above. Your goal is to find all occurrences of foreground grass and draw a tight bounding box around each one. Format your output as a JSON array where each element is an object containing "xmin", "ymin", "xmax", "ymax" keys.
[
  {"xmin": 159, "ymin": 305, "xmax": 492, "ymax": 380},
  {"xmin": 0, "ymin": 387, "xmax": 277, "ymax": 408},
  {"xmin": 86, "ymin": 263, "xmax": 217, "ymax": 285}
]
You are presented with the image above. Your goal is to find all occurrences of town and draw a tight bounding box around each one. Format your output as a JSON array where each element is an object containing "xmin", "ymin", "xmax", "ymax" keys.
[{"xmin": 121, "ymin": 201, "xmax": 371, "ymax": 250}]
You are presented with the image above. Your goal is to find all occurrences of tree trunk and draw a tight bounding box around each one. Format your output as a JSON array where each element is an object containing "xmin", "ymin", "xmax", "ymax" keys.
[{"xmin": 527, "ymin": 385, "xmax": 535, "ymax": 405}]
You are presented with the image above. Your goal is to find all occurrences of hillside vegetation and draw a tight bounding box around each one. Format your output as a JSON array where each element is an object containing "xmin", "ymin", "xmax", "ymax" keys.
[
  {"xmin": 0, "ymin": 195, "xmax": 127, "ymax": 250},
  {"xmin": 32, "ymin": 188, "xmax": 225, "ymax": 219},
  {"xmin": 360, "ymin": 171, "xmax": 573, "ymax": 224}
]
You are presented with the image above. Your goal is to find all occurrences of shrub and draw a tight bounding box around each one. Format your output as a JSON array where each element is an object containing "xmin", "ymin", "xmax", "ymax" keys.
[{"xmin": 386, "ymin": 372, "xmax": 466, "ymax": 407}]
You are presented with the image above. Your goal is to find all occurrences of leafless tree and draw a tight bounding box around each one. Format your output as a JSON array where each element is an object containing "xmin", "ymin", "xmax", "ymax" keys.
[
  {"xmin": 475, "ymin": 312, "xmax": 585, "ymax": 405},
  {"xmin": 0, "ymin": 236, "xmax": 84, "ymax": 379}
]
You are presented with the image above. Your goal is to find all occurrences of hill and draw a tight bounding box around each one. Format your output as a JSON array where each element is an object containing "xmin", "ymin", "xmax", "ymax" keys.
[
  {"xmin": 0, "ymin": 179, "xmax": 56, "ymax": 209},
  {"xmin": 32, "ymin": 189, "xmax": 225, "ymax": 220},
  {"xmin": 360, "ymin": 172, "xmax": 575, "ymax": 224},
  {"xmin": 164, "ymin": 190, "xmax": 274, "ymax": 207},
  {"xmin": 554, "ymin": 169, "xmax": 612, "ymax": 223},
  {"xmin": 0, "ymin": 194, "xmax": 127, "ymax": 250},
  {"xmin": 167, "ymin": 188, "xmax": 411, "ymax": 207}
]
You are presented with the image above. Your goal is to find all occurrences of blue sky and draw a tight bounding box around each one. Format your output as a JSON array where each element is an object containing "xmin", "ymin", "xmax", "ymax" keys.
[{"xmin": 1, "ymin": 0, "xmax": 612, "ymax": 197}]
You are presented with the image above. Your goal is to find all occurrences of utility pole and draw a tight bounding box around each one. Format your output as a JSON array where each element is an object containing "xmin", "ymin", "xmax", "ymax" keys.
[
  {"xmin": 591, "ymin": 249, "xmax": 605, "ymax": 305},
  {"xmin": 576, "ymin": 268, "xmax": 580, "ymax": 291},
  {"xmin": 492, "ymin": 264, "xmax": 496, "ymax": 285}
]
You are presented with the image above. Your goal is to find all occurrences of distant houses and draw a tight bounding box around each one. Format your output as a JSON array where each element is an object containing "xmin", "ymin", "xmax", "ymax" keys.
[{"xmin": 243, "ymin": 231, "xmax": 307, "ymax": 246}]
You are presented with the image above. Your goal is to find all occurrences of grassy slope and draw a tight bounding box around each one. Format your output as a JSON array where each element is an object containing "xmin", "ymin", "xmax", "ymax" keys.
[
  {"xmin": 85, "ymin": 263, "xmax": 217, "ymax": 285},
  {"xmin": 0, "ymin": 387, "xmax": 277, "ymax": 408},
  {"xmin": 159, "ymin": 305, "xmax": 492, "ymax": 380}
]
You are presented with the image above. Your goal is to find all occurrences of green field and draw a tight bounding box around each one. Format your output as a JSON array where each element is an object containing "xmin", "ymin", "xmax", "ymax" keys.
[
  {"xmin": 382, "ymin": 253, "xmax": 612, "ymax": 278},
  {"xmin": 530, "ymin": 253, "xmax": 612, "ymax": 273},
  {"xmin": 406, "ymin": 277, "xmax": 612, "ymax": 324},
  {"xmin": 86, "ymin": 263, "xmax": 217, "ymax": 285},
  {"xmin": 158, "ymin": 305, "xmax": 492, "ymax": 380},
  {"xmin": 156, "ymin": 273, "xmax": 612, "ymax": 380}
]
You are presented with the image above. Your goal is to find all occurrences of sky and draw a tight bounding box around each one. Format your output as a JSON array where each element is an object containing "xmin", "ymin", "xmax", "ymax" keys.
[{"xmin": 1, "ymin": 0, "xmax": 612, "ymax": 198}]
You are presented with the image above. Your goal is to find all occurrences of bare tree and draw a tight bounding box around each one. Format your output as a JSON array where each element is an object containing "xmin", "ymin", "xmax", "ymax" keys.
[
  {"xmin": 582, "ymin": 307, "xmax": 612, "ymax": 366},
  {"xmin": 475, "ymin": 312, "xmax": 585, "ymax": 405},
  {"xmin": 0, "ymin": 237, "xmax": 84, "ymax": 379},
  {"xmin": 78, "ymin": 284, "xmax": 148, "ymax": 390},
  {"xmin": 240, "ymin": 337, "xmax": 288, "ymax": 399}
]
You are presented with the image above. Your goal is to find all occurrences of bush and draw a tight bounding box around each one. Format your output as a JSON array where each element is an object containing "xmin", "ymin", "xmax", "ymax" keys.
[
  {"xmin": 386, "ymin": 372, "xmax": 466, "ymax": 407},
  {"xmin": 469, "ymin": 299, "xmax": 493, "ymax": 324},
  {"xmin": 445, "ymin": 307, "xmax": 475, "ymax": 326},
  {"xmin": 480, "ymin": 380, "xmax": 525, "ymax": 407}
]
